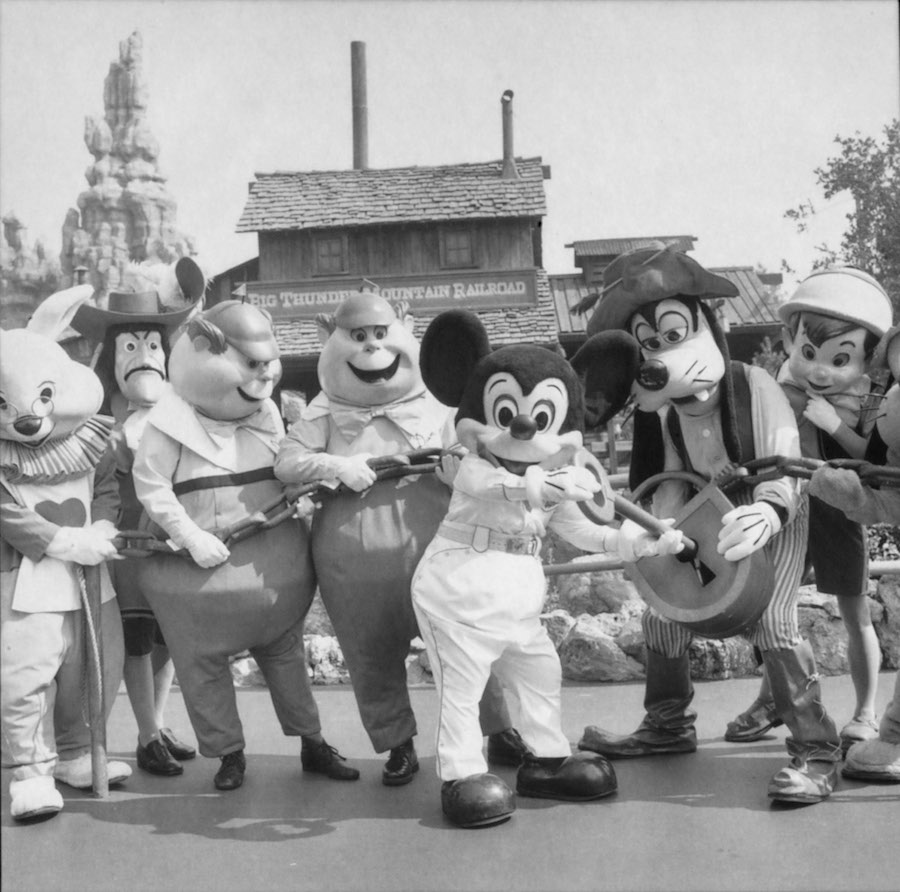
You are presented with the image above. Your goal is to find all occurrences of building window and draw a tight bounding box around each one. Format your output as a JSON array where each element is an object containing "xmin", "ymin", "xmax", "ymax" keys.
[
  {"xmin": 314, "ymin": 234, "xmax": 348, "ymax": 275},
  {"xmin": 440, "ymin": 227, "xmax": 475, "ymax": 269}
]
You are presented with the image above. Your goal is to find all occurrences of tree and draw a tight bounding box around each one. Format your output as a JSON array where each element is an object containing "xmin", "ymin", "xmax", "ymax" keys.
[{"xmin": 784, "ymin": 119, "xmax": 900, "ymax": 316}]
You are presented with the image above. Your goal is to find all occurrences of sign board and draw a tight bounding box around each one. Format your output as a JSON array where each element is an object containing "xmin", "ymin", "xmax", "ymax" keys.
[{"xmin": 241, "ymin": 269, "xmax": 538, "ymax": 319}]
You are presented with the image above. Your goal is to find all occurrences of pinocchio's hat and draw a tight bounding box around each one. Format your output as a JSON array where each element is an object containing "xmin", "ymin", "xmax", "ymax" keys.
[
  {"xmin": 71, "ymin": 257, "xmax": 205, "ymax": 342},
  {"xmin": 778, "ymin": 267, "xmax": 892, "ymax": 338},
  {"xmin": 587, "ymin": 244, "xmax": 739, "ymax": 334}
]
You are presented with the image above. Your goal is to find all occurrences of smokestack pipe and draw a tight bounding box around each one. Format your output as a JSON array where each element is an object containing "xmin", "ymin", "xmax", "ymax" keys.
[
  {"xmin": 351, "ymin": 41, "xmax": 369, "ymax": 170},
  {"xmin": 501, "ymin": 89, "xmax": 518, "ymax": 180}
]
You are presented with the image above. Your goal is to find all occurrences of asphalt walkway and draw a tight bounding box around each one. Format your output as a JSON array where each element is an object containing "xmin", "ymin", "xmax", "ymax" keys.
[{"xmin": 2, "ymin": 673, "xmax": 897, "ymax": 892}]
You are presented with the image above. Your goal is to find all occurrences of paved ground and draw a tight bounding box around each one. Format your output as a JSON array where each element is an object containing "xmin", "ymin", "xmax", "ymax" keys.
[{"xmin": 2, "ymin": 672, "xmax": 897, "ymax": 892}]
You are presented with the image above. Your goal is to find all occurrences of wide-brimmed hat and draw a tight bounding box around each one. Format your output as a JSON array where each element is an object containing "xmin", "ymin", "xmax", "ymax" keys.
[
  {"xmin": 71, "ymin": 257, "xmax": 205, "ymax": 341},
  {"xmin": 588, "ymin": 245, "xmax": 739, "ymax": 334}
]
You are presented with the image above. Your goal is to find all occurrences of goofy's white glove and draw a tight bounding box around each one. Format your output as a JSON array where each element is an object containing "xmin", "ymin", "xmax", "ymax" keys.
[
  {"xmin": 717, "ymin": 502, "xmax": 782, "ymax": 562},
  {"xmin": 524, "ymin": 465, "xmax": 599, "ymax": 509},
  {"xmin": 609, "ymin": 518, "xmax": 684, "ymax": 563}
]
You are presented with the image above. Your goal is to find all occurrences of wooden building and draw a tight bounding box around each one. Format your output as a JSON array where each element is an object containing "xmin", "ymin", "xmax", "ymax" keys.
[{"xmin": 228, "ymin": 73, "xmax": 558, "ymax": 402}]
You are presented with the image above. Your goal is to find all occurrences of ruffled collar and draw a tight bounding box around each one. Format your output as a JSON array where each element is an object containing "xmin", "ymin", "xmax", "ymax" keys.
[{"xmin": 0, "ymin": 416, "xmax": 115, "ymax": 485}]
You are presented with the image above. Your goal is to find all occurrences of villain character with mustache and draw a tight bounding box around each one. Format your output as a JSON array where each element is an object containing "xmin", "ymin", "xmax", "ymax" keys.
[{"xmin": 72, "ymin": 259, "xmax": 205, "ymax": 778}]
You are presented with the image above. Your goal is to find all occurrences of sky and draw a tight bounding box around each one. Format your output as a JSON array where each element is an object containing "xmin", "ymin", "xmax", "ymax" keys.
[{"xmin": 1, "ymin": 0, "xmax": 898, "ymax": 290}]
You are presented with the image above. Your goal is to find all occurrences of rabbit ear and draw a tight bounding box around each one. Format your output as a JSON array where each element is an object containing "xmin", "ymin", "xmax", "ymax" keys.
[{"xmin": 26, "ymin": 284, "xmax": 96, "ymax": 341}]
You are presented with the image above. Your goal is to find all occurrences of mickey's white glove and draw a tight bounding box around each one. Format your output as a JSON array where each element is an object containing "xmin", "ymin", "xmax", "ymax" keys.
[
  {"xmin": 336, "ymin": 454, "xmax": 377, "ymax": 492},
  {"xmin": 524, "ymin": 465, "xmax": 599, "ymax": 509},
  {"xmin": 717, "ymin": 502, "xmax": 782, "ymax": 562},
  {"xmin": 46, "ymin": 522, "xmax": 121, "ymax": 565},
  {"xmin": 434, "ymin": 452, "xmax": 463, "ymax": 489},
  {"xmin": 181, "ymin": 529, "xmax": 230, "ymax": 569},
  {"xmin": 610, "ymin": 518, "xmax": 684, "ymax": 562}
]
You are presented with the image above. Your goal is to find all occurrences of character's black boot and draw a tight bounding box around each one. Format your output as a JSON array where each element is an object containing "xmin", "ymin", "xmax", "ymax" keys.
[
  {"xmin": 762, "ymin": 642, "xmax": 840, "ymax": 804},
  {"xmin": 578, "ymin": 650, "xmax": 697, "ymax": 758}
]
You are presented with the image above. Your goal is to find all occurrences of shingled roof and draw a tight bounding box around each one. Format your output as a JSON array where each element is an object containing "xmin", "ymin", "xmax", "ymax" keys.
[
  {"xmin": 565, "ymin": 236, "xmax": 697, "ymax": 259},
  {"xmin": 272, "ymin": 270, "xmax": 558, "ymax": 357},
  {"xmin": 237, "ymin": 157, "xmax": 548, "ymax": 233}
]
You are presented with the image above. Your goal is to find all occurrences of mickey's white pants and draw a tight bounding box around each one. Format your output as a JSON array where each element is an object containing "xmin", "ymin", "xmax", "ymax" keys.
[{"xmin": 412, "ymin": 538, "xmax": 571, "ymax": 781}]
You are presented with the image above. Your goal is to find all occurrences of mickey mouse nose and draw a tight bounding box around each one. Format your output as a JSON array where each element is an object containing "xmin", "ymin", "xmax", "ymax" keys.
[
  {"xmin": 13, "ymin": 415, "xmax": 42, "ymax": 437},
  {"xmin": 509, "ymin": 415, "xmax": 537, "ymax": 441},
  {"xmin": 637, "ymin": 359, "xmax": 669, "ymax": 391}
]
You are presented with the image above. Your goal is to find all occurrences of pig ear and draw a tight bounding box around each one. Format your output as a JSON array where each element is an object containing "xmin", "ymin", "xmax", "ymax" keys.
[
  {"xmin": 420, "ymin": 310, "xmax": 491, "ymax": 408},
  {"xmin": 186, "ymin": 316, "xmax": 227, "ymax": 354},
  {"xmin": 571, "ymin": 330, "xmax": 641, "ymax": 426},
  {"xmin": 26, "ymin": 284, "xmax": 95, "ymax": 341},
  {"xmin": 315, "ymin": 313, "xmax": 336, "ymax": 346}
]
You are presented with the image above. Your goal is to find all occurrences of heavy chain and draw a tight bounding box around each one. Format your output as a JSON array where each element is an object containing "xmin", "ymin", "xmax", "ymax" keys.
[
  {"xmin": 715, "ymin": 455, "xmax": 900, "ymax": 496},
  {"xmin": 113, "ymin": 448, "xmax": 900, "ymax": 560},
  {"xmin": 114, "ymin": 447, "xmax": 455, "ymax": 559}
]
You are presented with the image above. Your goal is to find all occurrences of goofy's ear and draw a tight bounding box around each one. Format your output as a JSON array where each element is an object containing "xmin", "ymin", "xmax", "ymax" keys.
[
  {"xmin": 571, "ymin": 330, "xmax": 641, "ymax": 426},
  {"xmin": 420, "ymin": 309, "xmax": 492, "ymax": 408}
]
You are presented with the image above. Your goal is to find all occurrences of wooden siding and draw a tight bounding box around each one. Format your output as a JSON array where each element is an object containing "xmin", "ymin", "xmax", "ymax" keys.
[{"xmin": 258, "ymin": 219, "xmax": 537, "ymax": 281}]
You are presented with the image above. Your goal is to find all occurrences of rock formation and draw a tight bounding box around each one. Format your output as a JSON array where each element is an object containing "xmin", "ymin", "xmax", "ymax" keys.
[{"xmin": 59, "ymin": 31, "xmax": 197, "ymax": 302}]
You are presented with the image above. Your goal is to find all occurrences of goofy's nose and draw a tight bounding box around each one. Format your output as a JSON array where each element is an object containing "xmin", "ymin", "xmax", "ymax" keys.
[
  {"xmin": 13, "ymin": 415, "xmax": 42, "ymax": 437},
  {"xmin": 509, "ymin": 415, "xmax": 537, "ymax": 441},
  {"xmin": 637, "ymin": 359, "xmax": 669, "ymax": 391}
]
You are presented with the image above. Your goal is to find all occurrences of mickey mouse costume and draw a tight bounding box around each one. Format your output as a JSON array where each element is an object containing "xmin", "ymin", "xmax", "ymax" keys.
[{"xmin": 412, "ymin": 309, "xmax": 684, "ymax": 827}]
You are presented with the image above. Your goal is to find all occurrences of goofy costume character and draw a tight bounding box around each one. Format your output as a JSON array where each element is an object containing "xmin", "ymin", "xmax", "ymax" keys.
[{"xmin": 577, "ymin": 246, "xmax": 841, "ymax": 805}]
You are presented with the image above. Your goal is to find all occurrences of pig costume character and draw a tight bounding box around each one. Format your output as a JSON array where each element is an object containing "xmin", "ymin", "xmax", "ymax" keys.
[
  {"xmin": 131, "ymin": 300, "xmax": 358, "ymax": 791},
  {"xmin": 275, "ymin": 293, "xmax": 526, "ymax": 786}
]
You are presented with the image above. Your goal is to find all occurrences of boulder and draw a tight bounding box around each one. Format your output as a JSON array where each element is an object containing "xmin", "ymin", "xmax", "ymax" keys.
[
  {"xmin": 305, "ymin": 635, "xmax": 350, "ymax": 685},
  {"xmin": 558, "ymin": 615, "xmax": 645, "ymax": 682},
  {"xmin": 688, "ymin": 637, "xmax": 758, "ymax": 680},
  {"xmin": 541, "ymin": 609, "xmax": 577, "ymax": 649},
  {"xmin": 875, "ymin": 575, "xmax": 900, "ymax": 669},
  {"xmin": 555, "ymin": 567, "xmax": 642, "ymax": 615}
]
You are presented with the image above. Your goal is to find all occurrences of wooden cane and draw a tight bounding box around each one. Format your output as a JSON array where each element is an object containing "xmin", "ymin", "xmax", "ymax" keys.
[{"xmin": 79, "ymin": 565, "xmax": 109, "ymax": 799}]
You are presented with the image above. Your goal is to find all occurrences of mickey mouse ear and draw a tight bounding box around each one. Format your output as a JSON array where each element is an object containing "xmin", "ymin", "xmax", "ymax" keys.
[
  {"xmin": 175, "ymin": 257, "xmax": 207, "ymax": 302},
  {"xmin": 420, "ymin": 310, "xmax": 491, "ymax": 407},
  {"xmin": 571, "ymin": 330, "xmax": 641, "ymax": 426}
]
